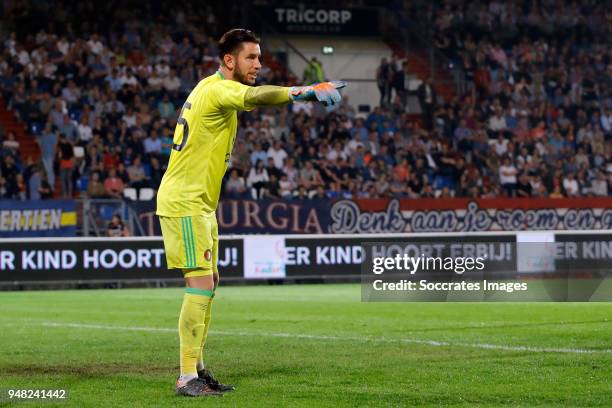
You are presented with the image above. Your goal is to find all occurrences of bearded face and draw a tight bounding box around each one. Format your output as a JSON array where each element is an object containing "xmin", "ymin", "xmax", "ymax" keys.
[{"xmin": 229, "ymin": 42, "xmax": 261, "ymax": 85}]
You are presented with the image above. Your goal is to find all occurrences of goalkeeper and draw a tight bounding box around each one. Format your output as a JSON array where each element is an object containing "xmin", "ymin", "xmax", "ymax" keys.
[{"xmin": 156, "ymin": 28, "xmax": 346, "ymax": 397}]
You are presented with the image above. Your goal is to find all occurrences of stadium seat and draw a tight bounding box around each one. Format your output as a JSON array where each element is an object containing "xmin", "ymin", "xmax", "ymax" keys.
[
  {"xmin": 123, "ymin": 188, "xmax": 137, "ymax": 201},
  {"xmin": 142, "ymin": 163, "xmax": 151, "ymax": 177},
  {"xmin": 76, "ymin": 176, "xmax": 89, "ymax": 192},
  {"xmin": 73, "ymin": 146, "xmax": 85, "ymax": 158},
  {"xmin": 30, "ymin": 122, "xmax": 43, "ymax": 135},
  {"xmin": 408, "ymin": 79, "xmax": 423, "ymax": 91},
  {"xmin": 99, "ymin": 204, "xmax": 118, "ymax": 220},
  {"xmin": 69, "ymin": 109, "xmax": 81, "ymax": 121},
  {"xmin": 138, "ymin": 188, "xmax": 155, "ymax": 200}
]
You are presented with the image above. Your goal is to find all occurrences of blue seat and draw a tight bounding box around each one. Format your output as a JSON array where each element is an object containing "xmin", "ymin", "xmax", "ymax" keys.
[
  {"xmin": 30, "ymin": 122, "xmax": 43, "ymax": 135},
  {"xmin": 69, "ymin": 109, "xmax": 81, "ymax": 122},
  {"xmin": 433, "ymin": 176, "xmax": 451, "ymax": 190},
  {"xmin": 76, "ymin": 176, "xmax": 89, "ymax": 191},
  {"xmin": 99, "ymin": 205, "xmax": 119, "ymax": 221},
  {"xmin": 142, "ymin": 163, "xmax": 151, "ymax": 177}
]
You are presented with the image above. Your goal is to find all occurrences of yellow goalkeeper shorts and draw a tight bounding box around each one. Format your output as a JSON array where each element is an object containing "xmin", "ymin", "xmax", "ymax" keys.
[{"xmin": 159, "ymin": 213, "xmax": 218, "ymax": 277}]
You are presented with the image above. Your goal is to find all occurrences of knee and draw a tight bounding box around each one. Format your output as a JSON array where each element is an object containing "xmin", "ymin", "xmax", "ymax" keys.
[
  {"xmin": 185, "ymin": 273, "xmax": 215, "ymax": 291},
  {"xmin": 213, "ymin": 272, "xmax": 219, "ymax": 288}
]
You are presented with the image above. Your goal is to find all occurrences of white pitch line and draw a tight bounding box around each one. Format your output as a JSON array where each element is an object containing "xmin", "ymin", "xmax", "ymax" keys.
[{"xmin": 40, "ymin": 322, "xmax": 612, "ymax": 355}]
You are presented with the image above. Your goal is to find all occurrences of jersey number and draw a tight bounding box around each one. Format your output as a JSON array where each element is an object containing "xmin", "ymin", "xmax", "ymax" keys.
[{"xmin": 172, "ymin": 101, "xmax": 192, "ymax": 152}]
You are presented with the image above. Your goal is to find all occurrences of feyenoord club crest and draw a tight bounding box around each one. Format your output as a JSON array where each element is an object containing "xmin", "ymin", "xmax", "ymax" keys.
[{"xmin": 204, "ymin": 249, "xmax": 212, "ymax": 261}]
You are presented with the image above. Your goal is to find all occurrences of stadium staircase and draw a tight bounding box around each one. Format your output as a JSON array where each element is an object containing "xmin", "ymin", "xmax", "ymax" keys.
[
  {"xmin": 262, "ymin": 50, "xmax": 298, "ymax": 85},
  {"xmin": 386, "ymin": 42, "xmax": 456, "ymax": 103},
  {"xmin": 0, "ymin": 98, "xmax": 40, "ymax": 162},
  {"xmin": 405, "ymin": 51, "xmax": 455, "ymax": 102},
  {"xmin": 0, "ymin": 98, "xmax": 65, "ymax": 197}
]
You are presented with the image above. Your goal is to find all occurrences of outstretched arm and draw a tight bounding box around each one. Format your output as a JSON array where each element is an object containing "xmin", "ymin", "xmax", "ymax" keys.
[
  {"xmin": 244, "ymin": 85, "xmax": 292, "ymax": 107},
  {"xmin": 214, "ymin": 80, "xmax": 347, "ymax": 110},
  {"xmin": 244, "ymin": 81, "xmax": 348, "ymax": 108}
]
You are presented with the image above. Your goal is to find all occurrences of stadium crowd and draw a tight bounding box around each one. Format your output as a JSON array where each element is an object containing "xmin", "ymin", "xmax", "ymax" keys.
[{"xmin": 0, "ymin": 0, "xmax": 610, "ymax": 202}]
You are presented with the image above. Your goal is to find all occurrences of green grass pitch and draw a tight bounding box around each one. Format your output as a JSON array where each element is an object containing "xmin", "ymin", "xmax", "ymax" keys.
[{"xmin": 0, "ymin": 284, "xmax": 610, "ymax": 407}]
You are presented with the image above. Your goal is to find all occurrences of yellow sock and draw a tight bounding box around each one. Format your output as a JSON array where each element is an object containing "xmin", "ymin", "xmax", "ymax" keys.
[
  {"xmin": 196, "ymin": 296, "xmax": 214, "ymax": 371},
  {"xmin": 179, "ymin": 288, "xmax": 213, "ymax": 376}
]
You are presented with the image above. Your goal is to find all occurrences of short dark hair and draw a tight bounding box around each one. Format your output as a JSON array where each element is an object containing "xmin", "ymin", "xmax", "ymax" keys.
[{"xmin": 218, "ymin": 29, "xmax": 260, "ymax": 61}]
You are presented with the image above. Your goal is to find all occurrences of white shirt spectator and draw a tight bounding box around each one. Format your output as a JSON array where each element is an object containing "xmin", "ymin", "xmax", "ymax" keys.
[
  {"xmin": 267, "ymin": 146, "xmax": 288, "ymax": 169},
  {"xmin": 326, "ymin": 148, "xmax": 339, "ymax": 162},
  {"xmin": 163, "ymin": 75, "xmax": 181, "ymax": 92},
  {"xmin": 488, "ymin": 114, "xmax": 507, "ymax": 131},
  {"xmin": 292, "ymin": 102, "xmax": 313, "ymax": 116},
  {"xmin": 279, "ymin": 178, "xmax": 295, "ymax": 198},
  {"xmin": 246, "ymin": 168, "xmax": 269, "ymax": 187},
  {"xmin": 499, "ymin": 163, "xmax": 517, "ymax": 184},
  {"xmin": 282, "ymin": 164, "xmax": 298, "ymax": 184},
  {"xmin": 77, "ymin": 123, "xmax": 93, "ymax": 143},
  {"xmin": 87, "ymin": 39, "xmax": 104, "ymax": 55},
  {"xmin": 516, "ymin": 153, "xmax": 532, "ymax": 169},
  {"xmin": 563, "ymin": 176, "xmax": 579, "ymax": 196},
  {"xmin": 119, "ymin": 73, "xmax": 139, "ymax": 87},
  {"xmin": 591, "ymin": 177, "xmax": 608, "ymax": 196},
  {"xmin": 30, "ymin": 48, "xmax": 46, "ymax": 65},
  {"xmin": 123, "ymin": 112, "xmax": 137, "ymax": 128},
  {"xmin": 57, "ymin": 38, "xmax": 70, "ymax": 55},
  {"xmin": 156, "ymin": 62, "xmax": 171, "ymax": 77},
  {"xmin": 148, "ymin": 74, "xmax": 164, "ymax": 90},
  {"xmin": 490, "ymin": 138, "xmax": 508, "ymax": 156},
  {"xmin": 17, "ymin": 49, "xmax": 30, "ymax": 66}
]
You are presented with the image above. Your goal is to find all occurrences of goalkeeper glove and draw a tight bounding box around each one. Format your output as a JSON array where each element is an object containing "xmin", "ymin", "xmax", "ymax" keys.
[{"xmin": 288, "ymin": 81, "xmax": 347, "ymax": 107}]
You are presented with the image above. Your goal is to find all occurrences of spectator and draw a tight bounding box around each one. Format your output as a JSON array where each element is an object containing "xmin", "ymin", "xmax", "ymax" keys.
[
  {"xmin": 225, "ymin": 169, "xmax": 247, "ymax": 198},
  {"xmin": 143, "ymin": 133, "xmax": 162, "ymax": 156},
  {"xmin": 127, "ymin": 156, "xmax": 148, "ymax": 190},
  {"xmin": 550, "ymin": 185, "xmax": 565, "ymax": 199},
  {"xmin": 15, "ymin": 173, "xmax": 27, "ymax": 200},
  {"xmin": 591, "ymin": 172, "xmax": 609, "ymax": 197},
  {"xmin": 562, "ymin": 173, "xmax": 579, "ymax": 197},
  {"xmin": 250, "ymin": 142, "xmax": 267, "ymax": 167},
  {"xmin": 298, "ymin": 160, "xmax": 324, "ymax": 192},
  {"xmin": 163, "ymin": 69, "xmax": 181, "ymax": 93},
  {"xmin": 417, "ymin": 78, "xmax": 437, "ymax": 130},
  {"xmin": 77, "ymin": 116, "xmax": 93, "ymax": 145},
  {"xmin": 2, "ymin": 131, "xmax": 19, "ymax": 158},
  {"xmin": 376, "ymin": 58, "xmax": 393, "ymax": 108},
  {"xmin": 58, "ymin": 114, "xmax": 78, "ymax": 143},
  {"xmin": 279, "ymin": 173, "xmax": 295, "ymax": 199},
  {"xmin": 107, "ymin": 214, "xmax": 130, "ymax": 237},
  {"xmin": 267, "ymin": 140, "xmax": 287, "ymax": 169},
  {"xmin": 28, "ymin": 167, "xmax": 43, "ymax": 200},
  {"xmin": 87, "ymin": 171, "xmax": 107, "ymax": 198},
  {"xmin": 38, "ymin": 174, "xmax": 53, "ymax": 199},
  {"xmin": 263, "ymin": 174, "xmax": 281, "ymax": 199},
  {"xmin": 246, "ymin": 159, "xmax": 269, "ymax": 199},
  {"xmin": 104, "ymin": 167, "xmax": 125, "ymax": 198},
  {"xmin": 56, "ymin": 133, "xmax": 74, "ymax": 198},
  {"xmin": 158, "ymin": 94, "xmax": 175, "ymax": 119},
  {"xmin": 499, "ymin": 157, "xmax": 518, "ymax": 197},
  {"xmin": 516, "ymin": 173, "xmax": 532, "ymax": 198},
  {"xmin": 303, "ymin": 57, "xmax": 325, "ymax": 85}
]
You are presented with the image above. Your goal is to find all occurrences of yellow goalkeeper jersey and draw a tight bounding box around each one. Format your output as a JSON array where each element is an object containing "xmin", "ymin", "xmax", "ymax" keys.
[{"xmin": 156, "ymin": 71, "xmax": 255, "ymax": 216}]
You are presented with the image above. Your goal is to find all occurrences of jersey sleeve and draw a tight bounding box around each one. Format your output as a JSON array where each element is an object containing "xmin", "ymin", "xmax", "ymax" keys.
[
  {"xmin": 209, "ymin": 80, "xmax": 256, "ymax": 112},
  {"xmin": 245, "ymin": 85, "xmax": 292, "ymax": 107}
]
